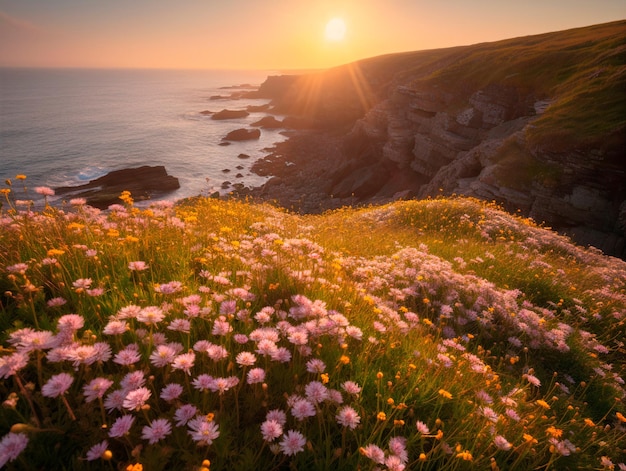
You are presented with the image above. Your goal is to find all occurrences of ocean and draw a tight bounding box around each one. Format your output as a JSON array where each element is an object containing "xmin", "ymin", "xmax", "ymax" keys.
[{"xmin": 0, "ymin": 68, "xmax": 286, "ymax": 205}]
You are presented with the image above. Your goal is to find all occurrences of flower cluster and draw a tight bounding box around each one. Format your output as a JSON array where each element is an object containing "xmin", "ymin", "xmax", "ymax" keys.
[{"xmin": 1, "ymin": 185, "xmax": 625, "ymax": 470}]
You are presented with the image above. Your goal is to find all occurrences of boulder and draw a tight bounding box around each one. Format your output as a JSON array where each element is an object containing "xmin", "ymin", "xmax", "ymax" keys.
[
  {"xmin": 251, "ymin": 116, "xmax": 283, "ymax": 128},
  {"xmin": 55, "ymin": 165, "xmax": 180, "ymax": 209},
  {"xmin": 223, "ymin": 128, "xmax": 261, "ymax": 141},
  {"xmin": 212, "ymin": 109, "xmax": 250, "ymax": 120}
]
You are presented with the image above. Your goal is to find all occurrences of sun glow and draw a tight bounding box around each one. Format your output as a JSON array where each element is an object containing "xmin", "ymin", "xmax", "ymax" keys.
[{"xmin": 325, "ymin": 17, "xmax": 347, "ymax": 42}]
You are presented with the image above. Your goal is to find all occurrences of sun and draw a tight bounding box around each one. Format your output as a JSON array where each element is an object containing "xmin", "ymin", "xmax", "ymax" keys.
[{"xmin": 325, "ymin": 17, "xmax": 346, "ymax": 42}]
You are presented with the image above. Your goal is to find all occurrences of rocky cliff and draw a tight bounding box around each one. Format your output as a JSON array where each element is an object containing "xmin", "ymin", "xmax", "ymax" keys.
[{"xmin": 253, "ymin": 21, "xmax": 626, "ymax": 258}]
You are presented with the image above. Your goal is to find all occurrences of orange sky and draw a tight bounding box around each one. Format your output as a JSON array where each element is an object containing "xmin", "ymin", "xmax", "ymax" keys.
[{"xmin": 0, "ymin": 1, "xmax": 624, "ymax": 70}]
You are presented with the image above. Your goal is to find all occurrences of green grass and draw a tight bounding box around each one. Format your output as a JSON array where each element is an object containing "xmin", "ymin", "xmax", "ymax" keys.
[{"xmin": 1, "ymin": 185, "xmax": 625, "ymax": 470}]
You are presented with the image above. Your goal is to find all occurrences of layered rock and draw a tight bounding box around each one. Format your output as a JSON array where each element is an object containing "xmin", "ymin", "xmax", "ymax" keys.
[{"xmin": 249, "ymin": 21, "xmax": 626, "ymax": 258}]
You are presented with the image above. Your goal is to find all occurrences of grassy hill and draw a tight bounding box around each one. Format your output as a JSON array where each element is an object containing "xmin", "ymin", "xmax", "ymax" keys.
[{"xmin": 1, "ymin": 186, "xmax": 625, "ymax": 469}]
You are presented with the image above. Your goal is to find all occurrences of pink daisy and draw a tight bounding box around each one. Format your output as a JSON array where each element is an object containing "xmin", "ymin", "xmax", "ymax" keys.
[
  {"xmin": 260, "ymin": 419, "xmax": 283, "ymax": 442},
  {"xmin": 42, "ymin": 372, "xmax": 74, "ymax": 398},
  {"xmin": 279, "ymin": 430, "xmax": 306, "ymax": 456},
  {"xmin": 123, "ymin": 387, "xmax": 151, "ymax": 411},
  {"xmin": 85, "ymin": 439, "xmax": 108, "ymax": 461},
  {"xmin": 160, "ymin": 383, "xmax": 184, "ymax": 402},
  {"xmin": 141, "ymin": 418, "xmax": 172, "ymax": 444},
  {"xmin": 336, "ymin": 406, "xmax": 360, "ymax": 430},
  {"xmin": 109, "ymin": 415, "xmax": 135, "ymax": 438},
  {"xmin": 83, "ymin": 377, "xmax": 114, "ymax": 403}
]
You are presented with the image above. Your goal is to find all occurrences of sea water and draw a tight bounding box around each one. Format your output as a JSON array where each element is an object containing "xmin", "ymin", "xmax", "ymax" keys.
[{"xmin": 0, "ymin": 68, "xmax": 286, "ymax": 204}]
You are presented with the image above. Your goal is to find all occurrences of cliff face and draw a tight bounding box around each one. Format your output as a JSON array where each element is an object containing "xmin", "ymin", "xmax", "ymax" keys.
[{"xmin": 257, "ymin": 21, "xmax": 626, "ymax": 257}]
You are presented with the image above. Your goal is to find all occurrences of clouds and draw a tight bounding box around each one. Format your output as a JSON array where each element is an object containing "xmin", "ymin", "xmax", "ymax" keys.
[{"xmin": 0, "ymin": 10, "xmax": 40, "ymax": 33}]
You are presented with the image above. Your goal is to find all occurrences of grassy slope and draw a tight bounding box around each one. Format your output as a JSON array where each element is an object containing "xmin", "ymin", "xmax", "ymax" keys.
[
  {"xmin": 303, "ymin": 21, "xmax": 626, "ymax": 152},
  {"xmin": 1, "ymin": 194, "xmax": 625, "ymax": 469}
]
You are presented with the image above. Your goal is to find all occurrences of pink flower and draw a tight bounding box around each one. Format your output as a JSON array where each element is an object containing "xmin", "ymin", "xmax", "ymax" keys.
[
  {"xmin": 192, "ymin": 374, "xmax": 215, "ymax": 391},
  {"xmin": 42, "ymin": 372, "xmax": 73, "ymax": 397},
  {"xmin": 160, "ymin": 383, "xmax": 184, "ymax": 402},
  {"xmin": 361, "ymin": 444, "xmax": 385, "ymax": 464},
  {"xmin": 416, "ymin": 420, "xmax": 430, "ymax": 435},
  {"xmin": 385, "ymin": 455, "xmax": 406, "ymax": 471},
  {"xmin": 72, "ymin": 278, "xmax": 92, "ymax": 290},
  {"xmin": 305, "ymin": 381, "xmax": 328, "ymax": 404},
  {"xmin": 266, "ymin": 409, "xmax": 287, "ymax": 425},
  {"xmin": 128, "ymin": 261, "xmax": 149, "ymax": 271},
  {"xmin": 270, "ymin": 347, "xmax": 291, "ymax": 363},
  {"xmin": 172, "ymin": 352, "xmax": 195, "ymax": 375},
  {"xmin": 389, "ymin": 436, "xmax": 408, "ymax": 463},
  {"xmin": 113, "ymin": 345, "xmax": 142, "ymax": 366},
  {"xmin": 57, "ymin": 314, "xmax": 84, "ymax": 332},
  {"xmin": 0, "ymin": 432, "xmax": 29, "ymax": 467},
  {"xmin": 34, "ymin": 186, "xmax": 55, "ymax": 196},
  {"xmin": 174, "ymin": 404, "xmax": 198, "ymax": 426},
  {"xmin": 261, "ymin": 419, "xmax": 283, "ymax": 442},
  {"xmin": 209, "ymin": 376, "xmax": 239, "ymax": 394},
  {"xmin": 150, "ymin": 344, "xmax": 178, "ymax": 368},
  {"xmin": 523, "ymin": 373, "xmax": 541, "ymax": 387},
  {"xmin": 83, "ymin": 377, "xmax": 114, "ymax": 403},
  {"xmin": 141, "ymin": 418, "xmax": 172, "ymax": 444},
  {"xmin": 123, "ymin": 387, "xmax": 151, "ymax": 411},
  {"xmin": 306, "ymin": 358, "xmax": 326, "ymax": 373},
  {"xmin": 168, "ymin": 318, "xmax": 191, "ymax": 333},
  {"xmin": 103, "ymin": 320, "xmax": 128, "ymax": 336},
  {"xmin": 247, "ymin": 368, "xmax": 266, "ymax": 384},
  {"xmin": 156, "ymin": 281, "xmax": 183, "ymax": 294},
  {"xmin": 85, "ymin": 440, "xmax": 108, "ymax": 461},
  {"xmin": 494, "ymin": 435, "xmax": 512, "ymax": 451},
  {"xmin": 236, "ymin": 351, "xmax": 257, "ymax": 367},
  {"xmin": 279, "ymin": 430, "xmax": 306, "ymax": 456},
  {"xmin": 70, "ymin": 198, "xmax": 86, "ymax": 206},
  {"xmin": 336, "ymin": 406, "xmax": 360, "ymax": 429},
  {"xmin": 47, "ymin": 297, "xmax": 67, "ymax": 307},
  {"xmin": 187, "ymin": 416, "xmax": 220, "ymax": 446},
  {"xmin": 290, "ymin": 398, "xmax": 316, "ymax": 421},
  {"xmin": 120, "ymin": 370, "xmax": 146, "ymax": 392},
  {"xmin": 109, "ymin": 415, "xmax": 135, "ymax": 438},
  {"xmin": 136, "ymin": 306, "xmax": 165, "ymax": 325},
  {"xmin": 341, "ymin": 381, "xmax": 361, "ymax": 395},
  {"xmin": 104, "ymin": 390, "xmax": 126, "ymax": 412}
]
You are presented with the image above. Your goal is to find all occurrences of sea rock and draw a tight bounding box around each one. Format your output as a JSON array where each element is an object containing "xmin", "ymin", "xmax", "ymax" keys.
[
  {"xmin": 237, "ymin": 153, "xmax": 250, "ymax": 159},
  {"xmin": 251, "ymin": 116, "xmax": 283, "ymax": 128},
  {"xmin": 212, "ymin": 109, "xmax": 250, "ymax": 120},
  {"xmin": 223, "ymin": 128, "xmax": 261, "ymax": 141},
  {"xmin": 55, "ymin": 165, "xmax": 180, "ymax": 209}
]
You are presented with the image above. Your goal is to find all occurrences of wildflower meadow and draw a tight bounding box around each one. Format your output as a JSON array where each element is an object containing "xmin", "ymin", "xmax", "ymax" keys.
[{"xmin": 1, "ymin": 179, "xmax": 625, "ymax": 470}]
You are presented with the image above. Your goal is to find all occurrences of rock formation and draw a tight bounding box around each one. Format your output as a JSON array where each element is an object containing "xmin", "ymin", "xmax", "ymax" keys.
[
  {"xmin": 249, "ymin": 21, "xmax": 626, "ymax": 258},
  {"xmin": 223, "ymin": 128, "xmax": 261, "ymax": 141},
  {"xmin": 55, "ymin": 165, "xmax": 180, "ymax": 209}
]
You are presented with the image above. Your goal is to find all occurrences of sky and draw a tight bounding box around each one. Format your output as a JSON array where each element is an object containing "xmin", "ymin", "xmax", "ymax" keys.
[{"xmin": 1, "ymin": 0, "xmax": 624, "ymax": 71}]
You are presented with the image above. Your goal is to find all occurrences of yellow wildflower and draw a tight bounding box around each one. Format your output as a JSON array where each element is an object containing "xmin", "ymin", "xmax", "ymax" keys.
[
  {"xmin": 320, "ymin": 373, "xmax": 329, "ymax": 384},
  {"xmin": 47, "ymin": 249, "xmax": 65, "ymax": 256},
  {"xmin": 546, "ymin": 426, "xmax": 563, "ymax": 438},
  {"xmin": 584, "ymin": 418, "xmax": 595, "ymax": 427},
  {"xmin": 419, "ymin": 453, "xmax": 427, "ymax": 461},
  {"xmin": 377, "ymin": 412, "xmax": 386, "ymax": 421},
  {"xmin": 438, "ymin": 389, "xmax": 453, "ymax": 399},
  {"xmin": 15, "ymin": 174, "xmax": 27, "ymax": 180},
  {"xmin": 456, "ymin": 450, "xmax": 473, "ymax": 461},
  {"xmin": 536, "ymin": 399, "xmax": 550, "ymax": 410},
  {"xmin": 339, "ymin": 355, "xmax": 350, "ymax": 365},
  {"xmin": 523, "ymin": 433, "xmax": 538, "ymax": 444},
  {"xmin": 616, "ymin": 412, "xmax": 626, "ymax": 423}
]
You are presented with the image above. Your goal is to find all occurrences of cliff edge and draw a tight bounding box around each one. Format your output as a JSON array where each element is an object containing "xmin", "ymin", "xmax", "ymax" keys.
[{"xmin": 249, "ymin": 21, "xmax": 626, "ymax": 258}]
